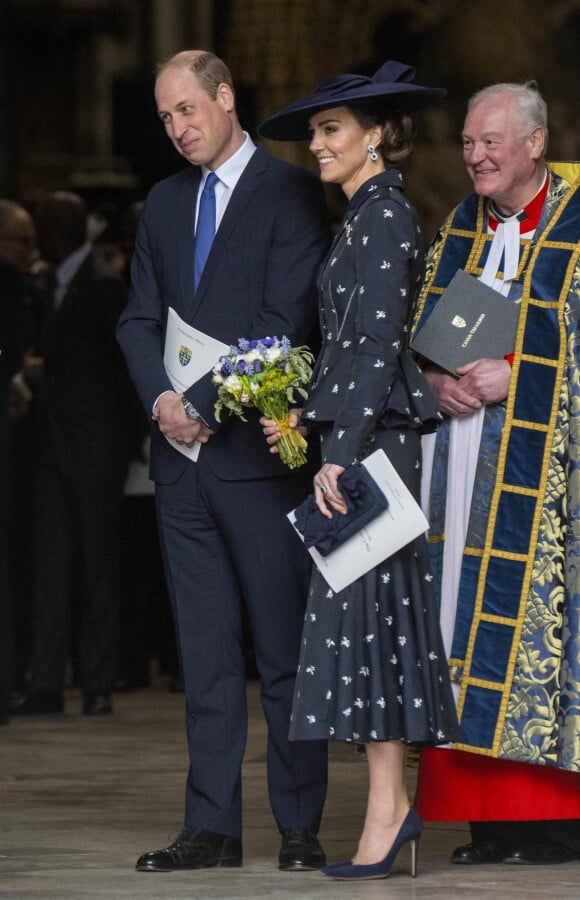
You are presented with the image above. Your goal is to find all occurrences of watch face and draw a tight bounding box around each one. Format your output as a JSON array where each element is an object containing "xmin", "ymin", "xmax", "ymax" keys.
[{"xmin": 182, "ymin": 398, "xmax": 198, "ymax": 419}]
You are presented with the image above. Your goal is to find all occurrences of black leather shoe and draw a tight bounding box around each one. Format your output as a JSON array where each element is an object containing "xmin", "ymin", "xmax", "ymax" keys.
[
  {"xmin": 503, "ymin": 843, "xmax": 578, "ymax": 865},
  {"xmin": 136, "ymin": 828, "xmax": 243, "ymax": 871},
  {"xmin": 82, "ymin": 692, "xmax": 113, "ymax": 716},
  {"xmin": 10, "ymin": 691, "xmax": 64, "ymax": 716},
  {"xmin": 278, "ymin": 828, "xmax": 326, "ymax": 871},
  {"xmin": 451, "ymin": 839, "xmax": 507, "ymax": 864}
]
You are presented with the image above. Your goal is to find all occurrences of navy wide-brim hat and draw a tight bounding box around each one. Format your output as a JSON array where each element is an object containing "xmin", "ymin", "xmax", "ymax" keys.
[{"xmin": 258, "ymin": 61, "xmax": 446, "ymax": 141}]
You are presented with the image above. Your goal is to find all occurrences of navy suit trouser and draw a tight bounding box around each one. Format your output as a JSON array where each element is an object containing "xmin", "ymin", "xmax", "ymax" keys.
[{"xmin": 155, "ymin": 453, "xmax": 328, "ymax": 838}]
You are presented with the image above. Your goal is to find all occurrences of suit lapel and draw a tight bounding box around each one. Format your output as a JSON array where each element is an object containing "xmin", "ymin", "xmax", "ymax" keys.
[
  {"xmin": 54, "ymin": 255, "xmax": 91, "ymax": 326},
  {"xmin": 188, "ymin": 147, "xmax": 268, "ymax": 319},
  {"xmin": 177, "ymin": 170, "xmax": 202, "ymax": 318}
]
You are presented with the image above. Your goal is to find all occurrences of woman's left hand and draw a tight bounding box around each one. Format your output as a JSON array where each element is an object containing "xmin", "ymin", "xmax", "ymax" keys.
[{"xmin": 314, "ymin": 462, "xmax": 347, "ymax": 519}]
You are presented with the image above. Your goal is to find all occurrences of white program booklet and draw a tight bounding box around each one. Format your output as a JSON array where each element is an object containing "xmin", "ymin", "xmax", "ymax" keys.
[
  {"xmin": 288, "ymin": 448, "xmax": 429, "ymax": 593},
  {"xmin": 163, "ymin": 307, "xmax": 229, "ymax": 461}
]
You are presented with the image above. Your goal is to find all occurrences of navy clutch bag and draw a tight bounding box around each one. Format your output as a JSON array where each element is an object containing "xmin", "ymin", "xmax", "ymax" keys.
[{"xmin": 293, "ymin": 463, "xmax": 389, "ymax": 557}]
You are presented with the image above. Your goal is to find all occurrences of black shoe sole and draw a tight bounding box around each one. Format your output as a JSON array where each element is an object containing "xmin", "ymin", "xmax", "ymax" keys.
[{"xmin": 136, "ymin": 858, "xmax": 243, "ymax": 872}]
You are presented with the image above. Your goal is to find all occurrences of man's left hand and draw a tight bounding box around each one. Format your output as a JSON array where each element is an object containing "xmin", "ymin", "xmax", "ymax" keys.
[{"xmin": 456, "ymin": 357, "xmax": 512, "ymax": 405}]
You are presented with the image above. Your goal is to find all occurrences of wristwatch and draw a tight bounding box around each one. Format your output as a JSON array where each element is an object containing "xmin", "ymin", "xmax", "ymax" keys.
[{"xmin": 181, "ymin": 397, "xmax": 200, "ymax": 419}]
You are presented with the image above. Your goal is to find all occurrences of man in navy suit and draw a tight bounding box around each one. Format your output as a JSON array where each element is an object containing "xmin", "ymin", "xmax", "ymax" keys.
[
  {"xmin": 11, "ymin": 191, "xmax": 135, "ymax": 718},
  {"xmin": 116, "ymin": 50, "xmax": 329, "ymax": 873}
]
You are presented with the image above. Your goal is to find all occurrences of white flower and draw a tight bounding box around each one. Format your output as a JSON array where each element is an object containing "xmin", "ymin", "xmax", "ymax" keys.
[
  {"xmin": 381, "ymin": 260, "xmax": 391, "ymax": 269},
  {"xmin": 370, "ymin": 730, "xmax": 378, "ymax": 739},
  {"xmin": 374, "ymin": 359, "xmax": 385, "ymax": 368},
  {"xmin": 400, "ymin": 241, "xmax": 411, "ymax": 251},
  {"xmin": 402, "ymin": 597, "xmax": 410, "ymax": 606},
  {"xmin": 336, "ymin": 284, "xmax": 346, "ymax": 293},
  {"xmin": 307, "ymin": 714, "xmax": 316, "ymax": 723},
  {"xmin": 413, "ymin": 698, "xmax": 423, "ymax": 708},
  {"xmin": 326, "ymin": 690, "xmax": 333, "ymax": 700},
  {"xmin": 363, "ymin": 407, "xmax": 373, "ymax": 417},
  {"xmin": 398, "ymin": 636, "xmax": 407, "ymax": 646},
  {"xmin": 362, "ymin": 235, "xmax": 369, "ymax": 245},
  {"xmin": 429, "ymin": 651, "xmax": 438, "ymax": 660},
  {"xmin": 364, "ymin": 634, "xmax": 374, "ymax": 643},
  {"xmin": 384, "ymin": 209, "xmax": 394, "ymax": 218},
  {"xmin": 341, "ymin": 637, "xmax": 351, "ymax": 648},
  {"xmin": 354, "ymin": 698, "xmax": 364, "ymax": 708},
  {"xmin": 376, "ymin": 697, "xmax": 386, "ymax": 708},
  {"xmin": 342, "ymin": 340, "xmax": 352, "ymax": 347},
  {"xmin": 331, "ymin": 384, "xmax": 339, "ymax": 393},
  {"xmin": 376, "ymin": 310, "xmax": 386, "ymax": 319},
  {"xmin": 390, "ymin": 654, "xmax": 397, "ymax": 664},
  {"xmin": 342, "ymin": 707, "xmax": 352, "ymax": 717},
  {"xmin": 348, "ymin": 381, "xmax": 356, "ymax": 390},
  {"xmin": 359, "ymin": 666, "xmax": 370, "ymax": 677},
  {"xmin": 382, "ymin": 573, "xmax": 391, "ymax": 584},
  {"xmin": 326, "ymin": 638, "xmax": 336, "ymax": 648},
  {"xmin": 305, "ymin": 665, "xmax": 316, "ymax": 675},
  {"xmin": 337, "ymin": 429, "xmax": 345, "ymax": 440},
  {"xmin": 341, "ymin": 675, "xmax": 352, "ymax": 685}
]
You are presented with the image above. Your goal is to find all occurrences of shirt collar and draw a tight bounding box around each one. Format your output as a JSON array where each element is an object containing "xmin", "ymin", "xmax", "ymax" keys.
[
  {"xmin": 487, "ymin": 169, "xmax": 549, "ymax": 234},
  {"xmin": 56, "ymin": 242, "xmax": 92, "ymax": 287},
  {"xmin": 200, "ymin": 132, "xmax": 256, "ymax": 191}
]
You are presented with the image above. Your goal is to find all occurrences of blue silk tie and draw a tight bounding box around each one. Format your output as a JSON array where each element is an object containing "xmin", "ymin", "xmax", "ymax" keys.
[{"xmin": 194, "ymin": 171, "xmax": 219, "ymax": 291}]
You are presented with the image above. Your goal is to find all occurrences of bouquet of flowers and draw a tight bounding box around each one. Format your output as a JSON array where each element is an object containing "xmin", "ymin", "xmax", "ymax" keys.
[{"xmin": 212, "ymin": 336, "xmax": 314, "ymax": 469}]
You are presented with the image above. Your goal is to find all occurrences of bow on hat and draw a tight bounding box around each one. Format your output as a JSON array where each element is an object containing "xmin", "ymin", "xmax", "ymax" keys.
[{"xmin": 258, "ymin": 60, "xmax": 446, "ymax": 142}]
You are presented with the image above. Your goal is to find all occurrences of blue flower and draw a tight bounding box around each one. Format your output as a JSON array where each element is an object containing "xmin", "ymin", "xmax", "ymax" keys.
[
  {"xmin": 237, "ymin": 359, "xmax": 247, "ymax": 374},
  {"xmin": 253, "ymin": 359, "xmax": 264, "ymax": 373}
]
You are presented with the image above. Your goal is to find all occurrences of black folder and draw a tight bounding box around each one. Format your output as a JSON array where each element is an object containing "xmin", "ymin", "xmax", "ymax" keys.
[{"xmin": 411, "ymin": 270, "xmax": 520, "ymax": 375}]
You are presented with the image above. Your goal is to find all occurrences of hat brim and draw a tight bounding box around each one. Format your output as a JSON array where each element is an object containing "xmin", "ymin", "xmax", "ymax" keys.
[{"xmin": 258, "ymin": 84, "xmax": 446, "ymax": 142}]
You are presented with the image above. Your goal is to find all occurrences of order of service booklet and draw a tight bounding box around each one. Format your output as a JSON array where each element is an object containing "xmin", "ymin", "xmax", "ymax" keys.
[
  {"xmin": 411, "ymin": 269, "xmax": 520, "ymax": 375},
  {"xmin": 287, "ymin": 449, "xmax": 429, "ymax": 593},
  {"xmin": 163, "ymin": 307, "xmax": 229, "ymax": 462}
]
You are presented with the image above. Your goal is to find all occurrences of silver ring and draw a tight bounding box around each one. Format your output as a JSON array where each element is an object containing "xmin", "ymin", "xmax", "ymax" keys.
[{"xmin": 320, "ymin": 485, "xmax": 328, "ymax": 494}]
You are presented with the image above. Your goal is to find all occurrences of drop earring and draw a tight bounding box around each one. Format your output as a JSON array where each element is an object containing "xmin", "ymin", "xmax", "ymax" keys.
[{"xmin": 368, "ymin": 144, "xmax": 378, "ymax": 162}]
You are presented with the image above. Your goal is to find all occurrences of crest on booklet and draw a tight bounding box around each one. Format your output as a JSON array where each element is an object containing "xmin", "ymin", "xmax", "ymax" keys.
[{"xmin": 179, "ymin": 345, "xmax": 192, "ymax": 366}]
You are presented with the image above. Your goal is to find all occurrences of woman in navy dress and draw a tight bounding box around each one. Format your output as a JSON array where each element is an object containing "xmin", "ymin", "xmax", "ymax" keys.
[{"xmin": 259, "ymin": 62, "xmax": 459, "ymax": 880}]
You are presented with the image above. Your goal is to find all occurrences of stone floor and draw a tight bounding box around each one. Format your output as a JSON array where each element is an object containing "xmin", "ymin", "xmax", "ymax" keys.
[{"xmin": 1, "ymin": 677, "xmax": 578, "ymax": 899}]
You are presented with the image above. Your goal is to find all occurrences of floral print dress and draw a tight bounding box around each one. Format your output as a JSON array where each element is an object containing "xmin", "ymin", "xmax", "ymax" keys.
[{"xmin": 289, "ymin": 171, "xmax": 459, "ymax": 745}]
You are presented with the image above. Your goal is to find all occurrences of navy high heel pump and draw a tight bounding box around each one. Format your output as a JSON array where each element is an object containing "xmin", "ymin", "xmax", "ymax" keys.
[{"xmin": 321, "ymin": 806, "xmax": 422, "ymax": 880}]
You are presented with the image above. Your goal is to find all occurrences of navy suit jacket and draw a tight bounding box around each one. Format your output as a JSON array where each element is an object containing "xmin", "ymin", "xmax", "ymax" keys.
[
  {"xmin": 117, "ymin": 144, "xmax": 329, "ymax": 483},
  {"xmin": 39, "ymin": 252, "xmax": 134, "ymax": 476}
]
